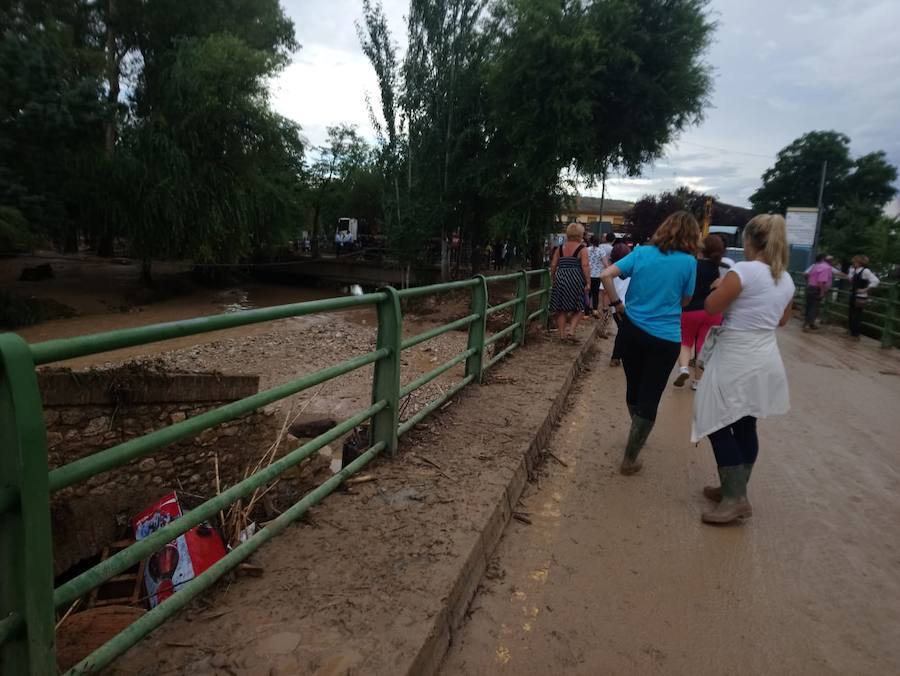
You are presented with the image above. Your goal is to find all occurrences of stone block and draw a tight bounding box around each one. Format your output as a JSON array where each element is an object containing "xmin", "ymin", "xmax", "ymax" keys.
[
  {"xmin": 138, "ymin": 457, "xmax": 156, "ymax": 472},
  {"xmin": 83, "ymin": 416, "xmax": 110, "ymax": 436}
]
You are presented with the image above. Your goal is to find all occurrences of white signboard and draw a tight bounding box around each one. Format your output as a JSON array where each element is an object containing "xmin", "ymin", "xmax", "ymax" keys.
[{"xmin": 785, "ymin": 207, "xmax": 818, "ymax": 247}]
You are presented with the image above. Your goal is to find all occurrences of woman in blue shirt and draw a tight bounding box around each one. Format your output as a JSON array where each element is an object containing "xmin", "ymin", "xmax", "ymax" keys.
[{"xmin": 599, "ymin": 211, "xmax": 699, "ymax": 475}]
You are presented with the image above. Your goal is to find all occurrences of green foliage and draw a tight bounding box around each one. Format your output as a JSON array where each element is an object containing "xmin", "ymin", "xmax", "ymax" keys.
[
  {"xmin": 360, "ymin": 0, "xmax": 716, "ymax": 271},
  {"xmin": 0, "ymin": 2, "xmax": 105, "ymax": 249},
  {"xmin": 0, "ymin": 207, "xmax": 39, "ymax": 253},
  {"xmin": 750, "ymin": 130, "xmax": 898, "ymax": 266},
  {"xmin": 625, "ymin": 187, "xmax": 752, "ymax": 241},
  {"xmin": 0, "ymin": 0, "xmax": 303, "ymax": 275},
  {"xmin": 307, "ymin": 125, "xmax": 377, "ymax": 255}
]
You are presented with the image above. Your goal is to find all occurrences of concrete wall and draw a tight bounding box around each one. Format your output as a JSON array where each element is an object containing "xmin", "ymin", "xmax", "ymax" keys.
[{"xmin": 40, "ymin": 368, "xmax": 293, "ymax": 577}]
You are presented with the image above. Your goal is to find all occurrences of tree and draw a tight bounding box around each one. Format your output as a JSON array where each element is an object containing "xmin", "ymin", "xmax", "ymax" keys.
[
  {"xmin": 624, "ymin": 187, "xmax": 751, "ymax": 241},
  {"xmin": 750, "ymin": 130, "xmax": 898, "ymax": 263},
  {"xmin": 308, "ymin": 125, "xmax": 372, "ymax": 257},
  {"xmin": 359, "ymin": 0, "xmax": 716, "ymax": 273},
  {"xmin": 0, "ymin": 1, "xmax": 105, "ymax": 251},
  {"xmin": 0, "ymin": 0, "xmax": 304, "ymax": 279}
]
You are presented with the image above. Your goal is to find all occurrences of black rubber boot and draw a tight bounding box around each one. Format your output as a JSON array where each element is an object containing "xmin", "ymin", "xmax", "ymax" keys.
[
  {"xmin": 703, "ymin": 462, "xmax": 754, "ymax": 502},
  {"xmin": 701, "ymin": 465, "xmax": 752, "ymax": 524},
  {"xmin": 620, "ymin": 415, "xmax": 654, "ymax": 475}
]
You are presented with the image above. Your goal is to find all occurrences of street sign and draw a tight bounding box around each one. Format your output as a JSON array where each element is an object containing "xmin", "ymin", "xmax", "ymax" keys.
[{"xmin": 785, "ymin": 207, "xmax": 818, "ymax": 247}]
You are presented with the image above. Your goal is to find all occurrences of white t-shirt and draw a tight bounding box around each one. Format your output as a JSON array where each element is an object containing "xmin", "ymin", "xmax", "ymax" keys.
[
  {"xmin": 599, "ymin": 242, "xmax": 613, "ymax": 263},
  {"xmin": 614, "ymin": 276, "xmax": 630, "ymax": 303},
  {"xmin": 723, "ymin": 260, "xmax": 795, "ymax": 331},
  {"xmin": 587, "ymin": 245, "xmax": 604, "ymax": 277}
]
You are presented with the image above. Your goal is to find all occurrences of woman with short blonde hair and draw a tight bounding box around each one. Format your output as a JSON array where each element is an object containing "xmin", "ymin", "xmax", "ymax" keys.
[
  {"xmin": 692, "ymin": 214, "xmax": 795, "ymax": 524},
  {"xmin": 598, "ymin": 211, "xmax": 699, "ymax": 475},
  {"xmin": 549, "ymin": 222, "xmax": 591, "ymax": 341}
]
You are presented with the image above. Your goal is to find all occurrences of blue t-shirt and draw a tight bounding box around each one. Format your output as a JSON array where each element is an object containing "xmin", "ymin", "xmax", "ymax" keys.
[{"xmin": 616, "ymin": 245, "xmax": 696, "ymax": 343}]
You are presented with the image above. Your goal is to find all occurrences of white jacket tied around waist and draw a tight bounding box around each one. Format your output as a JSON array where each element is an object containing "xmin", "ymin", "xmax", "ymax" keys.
[{"xmin": 691, "ymin": 327, "xmax": 790, "ymax": 442}]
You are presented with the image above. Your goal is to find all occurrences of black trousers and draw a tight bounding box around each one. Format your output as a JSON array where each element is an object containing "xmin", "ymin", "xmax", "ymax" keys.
[
  {"xmin": 848, "ymin": 296, "xmax": 865, "ymax": 336},
  {"xmin": 611, "ymin": 312, "xmax": 623, "ymax": 360},
  {"xmin": 709, "ymin": 416, "xmax": 758, "ymax": 467},
  {"xmin": 804, "ymin": 287, "xmax": 821, "ymax": 327},
  {"xmin": 589, "ymin": 277, "xmax": 602, "ymax": 312},
  {"xmin": 617, "ymin": 315, "xmax": 681, "ymax": 421}
]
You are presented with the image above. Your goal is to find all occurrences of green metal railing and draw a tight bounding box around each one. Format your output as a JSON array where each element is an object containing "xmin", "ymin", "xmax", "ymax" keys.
[
  {"xmin": 792, "ymin": 273, "xmax": 899, "ymax": 348},
  {"xmin": 0, "ymin": 269, "xmax": 551, "ymax": 674}
]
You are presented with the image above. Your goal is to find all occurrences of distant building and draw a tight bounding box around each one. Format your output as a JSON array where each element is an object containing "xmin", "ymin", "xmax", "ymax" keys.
[{"xmin": 558, "ymin": 196, "xmax": 634, "ymax": 230}]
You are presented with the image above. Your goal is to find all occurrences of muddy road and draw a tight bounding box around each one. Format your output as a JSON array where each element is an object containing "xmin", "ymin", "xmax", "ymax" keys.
[{"xmin": 441, "ymin": 324, "xmax": 900, "ymax": 675}]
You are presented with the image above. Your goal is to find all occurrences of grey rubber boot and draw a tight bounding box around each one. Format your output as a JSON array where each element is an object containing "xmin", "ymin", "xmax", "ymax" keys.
[
  {"xmin": 703, "ymin": 462, "xmax": 754, "ymax": 502},
  {"xmin": 620, "ymin": 415, "xmax": 654, "ymax": 475},
  {"xmin": 701, "ymin": 465, "xmax": 753, "ymax": 524}
]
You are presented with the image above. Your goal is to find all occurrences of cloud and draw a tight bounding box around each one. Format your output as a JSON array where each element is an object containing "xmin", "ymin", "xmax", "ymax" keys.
[{"xmin": 271, "ymin": 0, "xmax": 900, "ymax": 208}]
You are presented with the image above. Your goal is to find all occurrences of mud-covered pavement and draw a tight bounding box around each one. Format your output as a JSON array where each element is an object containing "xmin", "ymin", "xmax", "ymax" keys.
[{"xmin": 442, "ymin": 323, "xmax": 900, "ymax": 675}]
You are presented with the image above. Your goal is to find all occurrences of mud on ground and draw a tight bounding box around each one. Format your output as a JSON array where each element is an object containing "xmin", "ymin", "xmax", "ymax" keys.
[
  {"xmin": 441, "ymin": 322, "xmax": 900, "ymax": 675},
  {"xmin": 107, "ymin": 325, "xmax": 597, "ymax": 675}
]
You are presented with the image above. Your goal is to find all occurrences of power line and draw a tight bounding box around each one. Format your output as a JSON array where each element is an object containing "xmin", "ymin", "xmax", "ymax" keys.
[{"xmin": 676, "ymin": 140, "xmax": 774, "ymax": 160}]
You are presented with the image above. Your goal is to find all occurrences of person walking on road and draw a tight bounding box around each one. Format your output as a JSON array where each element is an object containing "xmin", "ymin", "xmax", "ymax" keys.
[
  {"xmin": 803, "ymin": 253, "xmax": 834, "ymax": 331},
  {"xmin": 847, "ymin": 255, "xmax": 879, "ymax": 340},
  {"xmin": 550, "ymin": 222, "xmax": 591, "ymax": 342},
  {"xmin": 599, "ymin": 211, "xmax": 699, "ymax": 475},
  {"xmin": 674, "ymin": 235, "xmax": 726, "ymax": 389},
  {"xmin": 692, "ymin": 214, "xmax": 795, "ymax": 525},
  {"xmin": 586, "ymin": 235, "xmax": 605, "ymax": 317}
]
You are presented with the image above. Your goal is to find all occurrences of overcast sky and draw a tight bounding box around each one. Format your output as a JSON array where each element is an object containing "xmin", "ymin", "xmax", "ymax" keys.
[{"xmin": 272, "ymin": 0, "xmax": 900, "ymax": 211}]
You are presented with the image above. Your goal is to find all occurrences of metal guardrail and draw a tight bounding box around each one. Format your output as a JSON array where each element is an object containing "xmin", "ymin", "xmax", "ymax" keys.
[
  {"xmin": 791, "ymin": 273, "xmax": 899, "ymax": 348},
  {"xmin": 0, "ymin": 269, "xmax": 552, "ymax": 674}
]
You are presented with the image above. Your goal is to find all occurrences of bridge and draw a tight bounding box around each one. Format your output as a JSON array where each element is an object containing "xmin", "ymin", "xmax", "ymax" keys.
[{"xmin": 2, "ymin": 270, "xmax": 900, "ymax": 675}]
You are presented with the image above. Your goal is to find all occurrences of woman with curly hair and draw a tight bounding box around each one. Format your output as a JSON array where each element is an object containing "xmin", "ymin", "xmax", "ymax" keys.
[{"xmin": 599, "ymin": 211, "xmax": 699, "ymax": 474}]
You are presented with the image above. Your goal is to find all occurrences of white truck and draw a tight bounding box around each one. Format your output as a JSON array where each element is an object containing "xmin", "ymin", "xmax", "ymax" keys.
[{"xmin": 335, "ymin": 217, "xmax": 358, "ymax": 245}]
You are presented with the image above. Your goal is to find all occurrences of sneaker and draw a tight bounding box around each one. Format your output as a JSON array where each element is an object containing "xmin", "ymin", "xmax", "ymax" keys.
[
  {"xmin": 673, "ymin": 370, "xmax": 689, "ymax": 388},
  {"xmin": 690, "ymin": 380, "xmax": 699, "ymax": 390}
]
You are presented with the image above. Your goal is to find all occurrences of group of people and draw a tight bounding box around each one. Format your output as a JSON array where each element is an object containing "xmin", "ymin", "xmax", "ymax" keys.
[
  {"xmin": 548, "ymin": 228, "xmax": 631, "ymax": 342},
  {"xmin": 550, "ymin": 211, "xmax": 796, "ymax": 525},
  {"xmin": 803, "ymin": 253, "xmax": 880, "ymax": 340}
]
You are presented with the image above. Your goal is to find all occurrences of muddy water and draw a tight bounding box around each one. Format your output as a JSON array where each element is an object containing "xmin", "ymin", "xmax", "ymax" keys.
[{"xmin": 14, "ymin": 282, "xmax": 375, "ymax": 370}]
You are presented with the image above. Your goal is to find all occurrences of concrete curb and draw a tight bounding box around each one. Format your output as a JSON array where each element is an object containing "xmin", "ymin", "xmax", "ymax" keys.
[{"xmin": 407, "ymin": 324, "xmax": 602, "ymax": 675}]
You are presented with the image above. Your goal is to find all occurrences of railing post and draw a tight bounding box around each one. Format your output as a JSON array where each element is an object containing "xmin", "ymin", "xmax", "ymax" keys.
[
  {"xmin": 822, "ymin": 283, "xmax": 832, "ymax": 326},
  {"xmin": 370, "ymin": 288, "xmax": 402, "ymax": 456},
  {"xmin": 465, "ymin": 275, "xmax": 488, "ymax": 383},
  {"xmin": 0, "ymin": 334, "xmax": 56, "ymax": 676},
  {"xmin": 881, "ymin": 284, "xmax": 897, "ymax": 349},
  {"xmin": 540, "ymin": 269, "xmax": 551, "ymax": 328},
  {"xmin": 513, "ymin": 270, "xmax": 528, "ymax": 346}
]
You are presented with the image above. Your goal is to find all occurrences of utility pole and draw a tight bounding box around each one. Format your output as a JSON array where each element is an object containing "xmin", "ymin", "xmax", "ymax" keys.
[
  {"xmin": 813, "ymin": 160, "xmax": 827, "ymax": 250},
  {"xmin": 598, "ymin": 163, "xmax": 607, "ymax": 233}
]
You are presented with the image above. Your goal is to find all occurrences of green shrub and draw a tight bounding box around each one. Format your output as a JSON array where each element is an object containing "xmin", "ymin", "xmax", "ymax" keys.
[{"xmin": 0, "ymin": 291, "xmax": 43, "ymax": 328}]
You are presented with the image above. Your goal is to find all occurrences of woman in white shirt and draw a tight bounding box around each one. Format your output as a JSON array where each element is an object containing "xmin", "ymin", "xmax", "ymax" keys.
[
  {"xmin": 692, "ymin": 214, "xmax": 795, "ymax": 525},
  {"xmin": 847, "ymin": 255, "xmax": 879, "ymax": 340},
  {"xmin": 586, "ymin": 235, "xmax": 605, "ymax": 317}
]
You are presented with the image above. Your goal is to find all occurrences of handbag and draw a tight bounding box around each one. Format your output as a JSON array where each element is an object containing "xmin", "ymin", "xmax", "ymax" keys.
[{"xmin": 696, "ymin": 325, "xmax": 724, "ymax": 370}]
